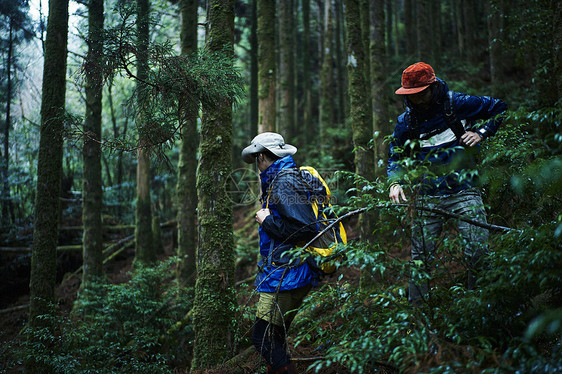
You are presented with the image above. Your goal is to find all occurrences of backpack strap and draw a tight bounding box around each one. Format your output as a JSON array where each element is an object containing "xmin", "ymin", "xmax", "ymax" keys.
[
  {"xmin": 264, "ymin": 167, "xmax": 299, "ymax": 209},
  {"xmin": 405, "ymin": 91, "xmax": 466, "ymax": 141},
  {"xmin": 443, "ymin": 91, "xmax": 466, "ymax": 140}
]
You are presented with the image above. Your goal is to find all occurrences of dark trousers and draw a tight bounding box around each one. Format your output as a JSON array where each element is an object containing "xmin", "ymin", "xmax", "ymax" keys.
[{"xmin": 252, "ymin": 317, "xmax": 291, "ymax": 370}]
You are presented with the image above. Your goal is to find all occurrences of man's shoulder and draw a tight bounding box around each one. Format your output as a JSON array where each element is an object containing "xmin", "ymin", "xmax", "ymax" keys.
[{"xmin": 396, "ymin": 111, "xmax": 409, "ymax": 127}]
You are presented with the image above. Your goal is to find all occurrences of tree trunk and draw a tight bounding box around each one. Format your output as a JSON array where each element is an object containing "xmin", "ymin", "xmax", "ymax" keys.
[
  {"xmin": 431, "ymin": 0, "xmax": 442, "ymax": 65},
  {"xmin": 385, "ymin": 0, "xmax": 392, "ymax": 57},
  {"xmin": 463, "ymin": 0, "xmax": 477, "ymax": 64},
  {"xmin": 370, "ymin": 0, "xmax": 389, "ymax": 177},
  {"xmin": 404, "ymin": 0, "xmax": 415, "ymax": 57},
  {"xmin": 344, "ymin": 0, "xmax": 374, "ymax": 239},
  {"xmin": 302, "ymin": 0, "xmax": 313, "ymax": 142},
  {"xmin": 28, "ymin": 0, "xmax": 69, "ymax": 338},
  {"xmin": 487, "ymin": 0, "xmax": 504, "ymax": 98},
  {"xmin": 393, "ymin": 0, "xmax": 400, "ymax": 57},
  {"xmin": 335, "ymin": 0, "xmax": 347, "ymax": 124},
  {"xmin": 257, "ymin": 0, "xmax": 276, "ymax": 133},
  {"xmin": 553, "ymin": 0, "xmax": 562, "ymax": 103},
  {"xmin": 134, "ymin": 0, "xmax": 155, "ymax": 265},
  {"xmin": 455, "ymin": 0, "xmax": 465, "ymax": 59},
  {"xmin": 416, "ymin": 0, "xmax": 431, "ymax": 62},
  {"xmin": 278, "ymin": 0, "xmax": 295, "ymax": 139},
  {"xmin": 250, "ymin": 0, "xmax": 259, "ymax": 136},
  {"xmin": 191, "ymin": 0, "xmax": 237, "ymax": 369},
  {"xmin": 176, "ymin": 0, "xmax": 198, "ymax": 287},
  {"xmin": 320, "ymin": 0, "xmax": 335, "ymax": 139},
  {"xmin": 107, "ymin": 78, "xmax": 126, "ymax": 219},
  {"xmin": 2, "ymin": 19, "xmax": 14, "ymax": 226},
  {"xmin": 82, "ymin": 0, "xmax": 105, "ymax": 286}
]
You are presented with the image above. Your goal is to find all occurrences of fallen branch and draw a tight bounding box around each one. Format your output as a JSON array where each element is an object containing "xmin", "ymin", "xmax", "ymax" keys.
[
  {"xmin": 62, "ymin": 235, "xmax": 135, "ymax": 284},
  {"xmin": 394, "ymin": 203, "xmax": 517, "ymax": 233},
  {"xmin": 301, "ymin": 204, "xmax": 515, "ymax": 251},
  {"xmin": 0, "ymin": 304, "xmax": 29, "ymax": 315},
  {"xmin": 0, "ymin": 245, "xmax": 83, "ymax": 253},
  {"xmin": 235, "ymin": 274, "xmax": 256, "ymax": 287}
]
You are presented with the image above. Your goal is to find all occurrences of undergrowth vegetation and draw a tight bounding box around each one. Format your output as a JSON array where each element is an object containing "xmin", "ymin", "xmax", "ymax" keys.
[
  {"xmin": 2, "ymin": 258, "xmax": 194, "ymax": 373},
  {"xmin": 288, "ymin": 107, "xmax": 562, "ymax": 373}
]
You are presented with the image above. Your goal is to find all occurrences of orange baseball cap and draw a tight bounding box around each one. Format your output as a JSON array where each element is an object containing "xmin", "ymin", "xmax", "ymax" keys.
[{"xmin": 395, "ymin": 62, "xmax": 436, "ymax": 95}]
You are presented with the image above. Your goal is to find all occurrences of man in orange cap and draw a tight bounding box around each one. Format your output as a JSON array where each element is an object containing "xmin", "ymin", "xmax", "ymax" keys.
[{"xmin": 388, "ymin": 62, "xmax": 507, "ymax": 305}]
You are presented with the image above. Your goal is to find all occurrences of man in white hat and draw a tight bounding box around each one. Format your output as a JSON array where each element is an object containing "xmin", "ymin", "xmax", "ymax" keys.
[{"xmin": 242, "ymin": 132, "xmax": 317, "ymax": 374}]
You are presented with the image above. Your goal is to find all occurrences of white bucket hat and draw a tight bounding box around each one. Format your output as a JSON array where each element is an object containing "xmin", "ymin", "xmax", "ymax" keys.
[{"xmin": 241, "ymin": 132, "xmax": 297, "ymax": 164}]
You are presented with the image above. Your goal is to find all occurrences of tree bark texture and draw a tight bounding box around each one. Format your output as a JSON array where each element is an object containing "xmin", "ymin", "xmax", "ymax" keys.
[
  {"xmin": 176, "ymin": 0, "xmax": 198, "ymax": 287},
  {"xmin": 302, "ymin": 0, "xmax": 313, "ymax": 142},
  {"xmin": 29, "ymin": 0, "xmax": 69, "ymax": 328},
  {"xmin": 82, "ymin": 0, "xmax": 105, "ymax": 286},
  {"xmin": 369, "ymin": 0, "xmax": 389, "ymax": 177},
  {"xmin": 335, "ymin": 0, "xmax": 347, "ymax": 124},
  {"xmin": 191, "ymin": 0, "xmax": 237, "ymax": 369},
  {"xmin": 344, "ymin": 0, "xmax": 375, "ymax": 240},
  {"xmin": 134, "ymin": 0, "xmax": 155, "ymax": 264},
  {"xmin": 320, "ymin": 0, "xmax": 335, "ymax": 139},
  {"xmin": 278, "ymin": 0, "xmax": 295, "ymax": 139},
  {"xmin": 257, "ymin": 0, "xmax": 276, "ymax": 133},
  {"xmin": 2, "ymin": 19, "xmax": 14, "ymax": 226},
  {"xmin": 250, "ymin": 0, "xmax": 259, "ymax": 136}
]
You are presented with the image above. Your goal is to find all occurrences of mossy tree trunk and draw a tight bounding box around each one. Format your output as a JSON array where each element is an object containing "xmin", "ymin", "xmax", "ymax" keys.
[
  {"xmin": 369, "ymin": 0, "xmax": 389, "ymax": 177},
  {"xmin": 344, "ymin": 0, "xmax": 374, "ymax": 236},
  {"xmin": 250, "ymin": 0, "xmax": 259, "ymax": 136},
  {"xmin": 278, "ymin": 0, "xmax": 294, "ymax": 139},
  {"xmin": 82, "ymin": 0, "xmax": 104, "ymax": 286},
  {"xmin": 176, "ymin": 0, "xmax": 198, "ymax": 287},
  {"xmin": 191, "ymin": 0, "xmax": 236, "ymax": 369},
  {"xmin": 134, "ymin": 0, "xmax": 155, "ymax": 265},
  {"xmin": 28, "ymin": 0, "xmax": 69, "ymax": 343},
  {"xmin": 257, "ymin": 0, "xmax": 276, "ymax": 133},
  {"xmin": 320, "ymin": 0, "xmax": 335, "ymax": 140}
]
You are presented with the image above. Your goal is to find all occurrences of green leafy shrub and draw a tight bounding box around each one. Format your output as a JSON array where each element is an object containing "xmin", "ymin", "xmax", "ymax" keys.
[{"xmin": 8, "ymin": 258, "xmax": 193, "ymax": 373}]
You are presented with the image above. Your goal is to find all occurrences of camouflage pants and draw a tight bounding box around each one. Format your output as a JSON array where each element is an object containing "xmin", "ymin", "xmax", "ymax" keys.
[{"xmin": 409, "ymin": 188, "xmax": 489, "ymax": 305}]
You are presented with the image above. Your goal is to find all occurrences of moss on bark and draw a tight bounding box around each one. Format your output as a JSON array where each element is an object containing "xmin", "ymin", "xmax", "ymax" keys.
[
  {"xmin": 191, "ymin": 0, "xmax": 237, "ymax": 370},
  {"xmin": 176, "ymin": 0, "xmax": 198, "ymax": 287}
]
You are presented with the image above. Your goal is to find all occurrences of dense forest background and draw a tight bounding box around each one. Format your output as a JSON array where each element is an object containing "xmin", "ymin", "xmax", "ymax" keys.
[{"xmin": 0, "ymin": 0, "xmax": 561, "ymax": 373}]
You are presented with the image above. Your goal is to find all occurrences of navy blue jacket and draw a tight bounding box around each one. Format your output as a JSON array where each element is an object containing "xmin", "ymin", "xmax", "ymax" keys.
[
  {"xmin": 256, "ymin": 155, "xmax": 319, "ymax": 292},
  {"xmin": 387, "ymin": 79, "xmax": 507, "ymax": 195}
]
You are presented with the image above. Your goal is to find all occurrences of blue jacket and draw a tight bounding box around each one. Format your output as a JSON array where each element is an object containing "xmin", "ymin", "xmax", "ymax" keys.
[
  {"xmin": 387, "ymin": 79, "xmax": 507, "ymax": 195},
  {"xmin": 255, "ymin": 155, "xmax": 319, "ymax": 292}
]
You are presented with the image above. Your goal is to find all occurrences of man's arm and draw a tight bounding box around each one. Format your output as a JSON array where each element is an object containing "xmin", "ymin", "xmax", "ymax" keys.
[
  {"xmin": 454, "ymin": 93, "xmax": 508, "ymax": 140},
  {"xmin": 388, "ymin": 114, "xmax": 410, "ymax": 203}
]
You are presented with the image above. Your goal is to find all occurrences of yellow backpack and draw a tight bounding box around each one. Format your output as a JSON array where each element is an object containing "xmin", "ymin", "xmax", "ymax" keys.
[{"xmin": 266, "ymin": 166, "xmax": 347, "ymax": 274}]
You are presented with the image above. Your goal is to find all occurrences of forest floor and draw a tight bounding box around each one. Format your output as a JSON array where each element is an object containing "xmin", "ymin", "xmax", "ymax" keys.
[{"xmin": 0, "ymin": 205, "xmax": 397, "ymax": 374}]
